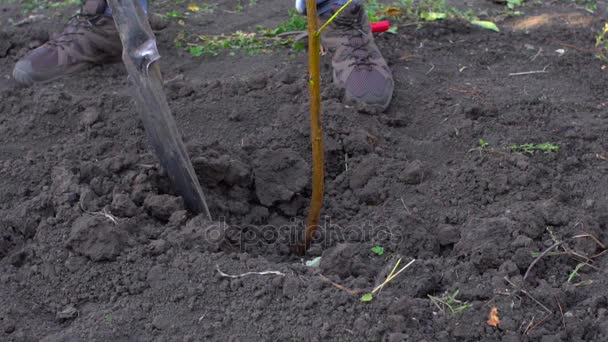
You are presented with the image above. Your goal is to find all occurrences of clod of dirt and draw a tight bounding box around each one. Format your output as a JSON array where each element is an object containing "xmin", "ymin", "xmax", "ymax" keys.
[
  {"xmin": 165, "ymin": 215, "xmax": 227, "ymax": 253},
  {"xmin": 152, "ymin": 314, "xmax": 171, "ymax": 330},
  {"xmin": 343, "ymin": 130, "xmax": 373, "ymax": 155},
  {"xmin": 80, "ymin": 107, "xmax": 100, "ymax": 127},
  {"xmin": 66, "ymin": 216, "xmax": 128, "ymax": 261},
  {"xmin": 399, "ymin": 160, "xmax": 426, "ymax": 185},
  {"xmin": 245, "ymin": 74, "xmax": 268, "ymax": 91},
  {"xmin": 278, "ymin": 68, "xmax": 298, "ymax": 84},
  {"xmin": 148, "ymin": 13, "xmax": 169, "ymax": 30},
  {"xmin": 146, "ymin": 239, "xmax": 168, "ymax": 256},
  {"xmin": 244, "ymin": 205, "xmax": 269, "ymax": 224},
  {"xmin": 193, "ymin": 154, "xmax": 250, "ymax": 187},
  {"xmin": 56, "ymin": 306, "xmax": 78, "ymax": 321},
  {"xmin": 454, "ymin": 217, "xmax": 516, "ymax": 270},
  {"xmin": 432, "ymin": 224, "xmax": 461, "ymax": 246},
  {"xmin": 355, "ymin": 176, "xmax": 387, "ymax": 205},
  {"xmin": 282, "ymin": 275, "xmax": 302, "ymax": 299},
  {"xmin": 0, "ymin": 32, "xmax": 12, "ymax": 58},
  {"xmin": 111, "ymin": 193, "xmax": 139, "ymax": 218},
  {"xmin": 349, "ymin": 155, "xmax": 380, "ymax": 190},
  {"xmin": 8, "ymin": 248, "xmax": 29, "ymax": 268},
  {"xmin": 51, "ymin": 166, "xmax": 79, "ymax": 205},
  {"xmin": 319, "ymin": 243, "xmax": 360, "ymax": 279},
  {"xmin": 253, "ymin": 148, "xmax": 309, "ymax": 206},
  {"xmin": 144, "ymin": 194, "xmax": 184, "ymax": 221}
]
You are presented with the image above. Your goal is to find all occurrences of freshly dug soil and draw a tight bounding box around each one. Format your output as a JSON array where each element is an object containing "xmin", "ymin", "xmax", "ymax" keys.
[{"xmin": 2, "ymin": 0, "xmax": 608, "ymax": 341}]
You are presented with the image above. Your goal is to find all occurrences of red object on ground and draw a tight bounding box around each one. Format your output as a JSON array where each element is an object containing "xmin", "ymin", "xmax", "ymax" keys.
[{"xmin": 371, "ymin": 20, "xmax": 390, "ymax": 33}]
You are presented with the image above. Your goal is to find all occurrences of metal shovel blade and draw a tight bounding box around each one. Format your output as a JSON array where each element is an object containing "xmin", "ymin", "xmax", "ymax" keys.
[{"xmin": 107, "ymin": 0, "xmax": 211, "ymax": 219}]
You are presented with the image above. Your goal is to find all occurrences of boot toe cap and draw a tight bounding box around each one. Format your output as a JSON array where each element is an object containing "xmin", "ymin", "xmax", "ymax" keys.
[
  {"xmin": 13, "ymin": 60, "xmax": 35, "ymax": 85},
  {"xmin": 344, "ymin": 69, "xmax": 394, "ymax": 111}
]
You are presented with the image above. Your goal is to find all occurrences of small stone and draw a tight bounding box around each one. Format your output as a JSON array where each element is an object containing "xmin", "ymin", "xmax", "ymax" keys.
[
  {"xmin": 4, "ymin": 324, "xmax": 15, "ymax": 334},
  {"xmin": 147, "ymin": 239, "xmax": 168, "ymax": 256},
  {"xmin": 81, "ymin": 107, "xmax": 100, "ymax": 126},
  {"xmin": 152, "ymin": 314, "xmax": 171, "ymax": 330},
  {"xmin": 56, "ymin": 306, "xmax": 78, "ymax": 321}
]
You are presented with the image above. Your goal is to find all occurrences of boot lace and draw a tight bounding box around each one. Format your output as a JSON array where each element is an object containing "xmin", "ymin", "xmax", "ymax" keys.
[
  {"xmin": 332, "ymin": 13, "xmax": 376, "ymax": 69},
  {"xmin": 46, "ymin": 7, "xmax": 102, "ymax": 50}
]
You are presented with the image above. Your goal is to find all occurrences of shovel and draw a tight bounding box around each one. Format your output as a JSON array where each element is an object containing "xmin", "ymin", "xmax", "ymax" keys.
[{"xmin": 106, "ymin": 0, "xmax": 211, "ymax": 219}]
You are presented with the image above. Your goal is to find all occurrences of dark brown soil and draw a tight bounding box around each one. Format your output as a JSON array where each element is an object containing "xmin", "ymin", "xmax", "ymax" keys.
[{"xmin": 2, "ymin": 0, "xmax": 608, "ymax": 341}]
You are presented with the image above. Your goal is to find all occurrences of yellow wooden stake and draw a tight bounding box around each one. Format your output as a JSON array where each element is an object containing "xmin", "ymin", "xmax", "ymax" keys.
[
  {"xmin": 296, "ymin": 0, "xmax": 356, "ymax": 254},
  {"xmin": 295, "ymin": 0, "xmax": 323, "ymax": 255}
]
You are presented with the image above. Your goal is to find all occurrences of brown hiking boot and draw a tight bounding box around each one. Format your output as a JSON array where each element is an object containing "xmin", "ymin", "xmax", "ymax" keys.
[
  {"xmin": 320, "ymin": 3, "xmax": 394, "ymax": 113},
  {"xmin": 13, "ymin": 0, "xmax": 122, "ymax": 85}
]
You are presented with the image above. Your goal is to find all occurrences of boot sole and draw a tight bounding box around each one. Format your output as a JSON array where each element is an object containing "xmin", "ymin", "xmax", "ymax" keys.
[{"xmin": 13, "ymin": 61, "xmax": 93, "ymax": 86}]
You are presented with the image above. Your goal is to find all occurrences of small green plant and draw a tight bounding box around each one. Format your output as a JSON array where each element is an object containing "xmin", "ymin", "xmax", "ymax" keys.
[
  {"xmin": 469, "ymin": 138, "xmax": 491, "ymax": 154},
  {"xmin": 478, "ymin": 139, "xmax": 489, "ymax": 149},
  {"xmin": 165, "ymin": 10, "xmax": 183, "ymax": 19},
  {"xmin": 596, "ymin": 23, "xmax": 608, "ymax": 62},
  {"xmin": 573, "ymin": 0, "xmax": 597, "ymax": 13},
  {"xmin": 506, "ymin": 0, "xmax": 524, "ymax": 10},
  {"xmin": 104, "ymin": 313, "xmax": 113, "ymax": 324},
  {"xmin": 491, "ymin": 0, "xmax": 524, "ymax": 15},
  {"xmin": 509, "ymin": 142, "xmax": 560, "ymax": 154},
  {"xmin": 567, "ymin": 262, "xmax": 587, "ymax": 283},
  {"xmin": 234, "ymin": 0, "xmax": 257, "ymax": 12},
  {"xmin": 187, "ymin": 45, "xmax": 204, "ymax": 57},
  {"xmin": 271, "ymin": 9, "xmax": 307, "ymax": 35},
  {"xmin": 178, "ymin": 10, "xmax": 308, "ymax": 57},
  {"xmin": 428, "ymin": 289, "xmax": 472, "ymax": 314}
]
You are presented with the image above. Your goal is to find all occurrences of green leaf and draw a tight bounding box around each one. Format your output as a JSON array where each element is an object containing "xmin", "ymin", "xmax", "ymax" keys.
[
  {"xmin": 420, "ymin": 11, "xmax": 447, "ymax": 22},
  {"xmin": 470, "ymin": 20, "xmax": 500, "ymax": 32},
  {"xmin": 187, "ymin": 45, "xmax": 203, "ymax": 57},
  {"xmin": 371, "ymin": 246, "xmax": 385, "ymax": 256},
  {"xmin": 360, "ymin": 293, "xmax": 374, "ymax": 302}
]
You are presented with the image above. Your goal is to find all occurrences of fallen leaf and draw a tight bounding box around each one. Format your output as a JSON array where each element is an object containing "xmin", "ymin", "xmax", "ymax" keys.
[
  {"xmin": 384, "ymin": 7, "xmax": 402, "ymax": 16},
  {"xmin": 371, "ymin": 246, "xmax": 385, "ymax": 256},
  {"xmin": 188, "ymin": 3, "xmax": 200, "ymax": 12},
  {"xmin": 487, "ymin": 306, "xmax": 500, "ymax": 327},
  {"xmin": 471, "ymin": 20, "xmax": 500, "ymax": 32},
  {"xmin": 360, "ymin": 293, "xmax": 374, "ymax": 302},
  {"xmin": 420, "ymin": 11, "xmax": 447, "ymax": 22}
]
